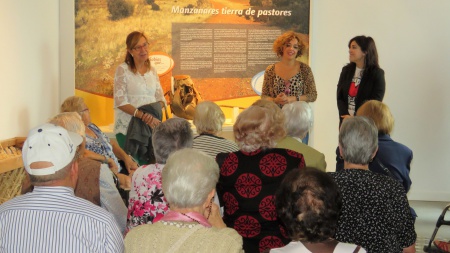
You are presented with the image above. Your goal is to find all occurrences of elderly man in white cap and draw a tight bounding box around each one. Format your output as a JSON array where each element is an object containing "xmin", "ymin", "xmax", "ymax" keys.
[{"xmin": 0, "ymin": 123, "xmax": 124, "ymax": 252}]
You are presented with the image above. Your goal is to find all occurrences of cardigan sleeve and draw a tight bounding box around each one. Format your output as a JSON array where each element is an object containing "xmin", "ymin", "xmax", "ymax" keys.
[{"xmin": 261, "ymin": 64, "xmax": 276, "ymax": 99}]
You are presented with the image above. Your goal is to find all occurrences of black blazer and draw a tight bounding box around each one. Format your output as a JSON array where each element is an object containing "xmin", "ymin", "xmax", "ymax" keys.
[{"xmin": 337, "ymin": 64, "xmax": 386, "ymax": 125}]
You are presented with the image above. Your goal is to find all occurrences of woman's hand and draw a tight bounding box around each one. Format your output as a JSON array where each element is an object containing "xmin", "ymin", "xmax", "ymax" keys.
[
  {"xmin": 107, "ymin": 158, "xmax": 119, "ymax": 174},
  {"xmin": 124, "ymin": 156, "xmax": 139, "ymax": 174},
  {"xmin": 206, "ymin": 203, "xmax": 226, "ymax": 228},
  {"xmin": 274, "ymin": 93, "xmax": 289, "ymax": 105},
  {"xmin": 141, "ymin": 113, "xmax": 160, "ymax": 129},
  {"xmin": 116, "ymin": 174, "xmax": 131, "ymax": 189},
  {"xmin": 340, "ymin": 115, "xmax": 352, "ymax": 120}
]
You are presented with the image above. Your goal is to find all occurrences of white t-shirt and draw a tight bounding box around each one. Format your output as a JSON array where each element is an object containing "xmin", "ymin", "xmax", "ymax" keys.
[
  {"xmin": 347, "ymin": 67, "xmax": 364, "ymax": 116},
  {"xmin": 270, "ymin": 241, "xmax": 367, "ymax": 253}
]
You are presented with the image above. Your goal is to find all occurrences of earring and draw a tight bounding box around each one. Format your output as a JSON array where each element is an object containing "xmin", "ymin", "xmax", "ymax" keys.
[{"xmin": 339, "ymin": 155, "xmax": 344, "ymax": 160}]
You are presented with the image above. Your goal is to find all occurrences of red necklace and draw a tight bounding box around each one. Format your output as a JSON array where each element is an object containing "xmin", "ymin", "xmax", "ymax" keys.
[{"xmin": 180, "ymin": 213, "xmax": 201, "ymax": 224}]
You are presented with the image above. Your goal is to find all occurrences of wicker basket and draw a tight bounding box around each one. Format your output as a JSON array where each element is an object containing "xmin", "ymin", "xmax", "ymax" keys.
[{"xmin": 0, "ymin": 137, "xmax": 26, "ymax": 204}]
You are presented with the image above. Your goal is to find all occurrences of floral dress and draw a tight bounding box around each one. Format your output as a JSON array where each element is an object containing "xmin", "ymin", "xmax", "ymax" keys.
[{"xmin": 127, "ymin": 163, "xmax": 168, "ymax": 230}]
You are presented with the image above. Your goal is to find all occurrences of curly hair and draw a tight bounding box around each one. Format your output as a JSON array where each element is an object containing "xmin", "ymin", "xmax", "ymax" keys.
[
  {"xmin": 275, "ymin": 168, "xmax": 342, "ymax": 243},
  {"xmin": 60, "ymin": 96, "xmax": 85, "ymax": 113},
  {"xmin": 233, "ymin": 105, "xmax": 285, "ymax": 152},
  {"xmin": 272, "ymin": 31, "xmax": 305, "ymax": 58}
]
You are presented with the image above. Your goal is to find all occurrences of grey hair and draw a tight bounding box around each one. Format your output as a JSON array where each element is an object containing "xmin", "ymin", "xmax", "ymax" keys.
[
  {"xmin": 339, "ymin": 116, "xmax": 378, "ymax": 165},
  {"xmin": 282, "ymin": 101, "xmax": 312, "ymax": 138},
  {"xmin": 162, "ymin": 148, "xmax": 219, "ymax": 208},
  {"xmin": 193, "ymin": 101, "xmax": 225, "ymax": 134},
  {"xmin": 152, "ymin": 118, "xmax": 193, "ymax": 164},
  {"xmin": 48, "ymin": 112, "xmax": 86, "ymax": 137}
]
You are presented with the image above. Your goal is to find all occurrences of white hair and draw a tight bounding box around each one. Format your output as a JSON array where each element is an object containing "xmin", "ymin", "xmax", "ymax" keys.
[
  {"xmin": 48, "ymin": 112, "xmax": 85, "ymax": 136},
  {"xmin": 282, "ymin": 101, "xmax": 312, "ymax": 138},
  {"xmin": 193, "ymin": 101, "xmax": 225, "ymax": 134},
  {"xmin": 162, "ymin": 148, "xmax": 219, "ymax": 208}
]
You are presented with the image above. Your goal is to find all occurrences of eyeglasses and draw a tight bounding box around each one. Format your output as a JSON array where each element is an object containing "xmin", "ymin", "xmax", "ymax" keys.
[
  {"xmin": 79, "ymin": 108, "xmax": 89, "ymax": 113},
  {"xmin": 132, "ymin": 42, "xmax": 149, "ymax": 51}
]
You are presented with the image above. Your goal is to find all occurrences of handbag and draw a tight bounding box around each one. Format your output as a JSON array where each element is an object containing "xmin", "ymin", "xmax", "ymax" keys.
[
  {"xmin": 374, "ymin": 157, "xmax": 396, "ymax": 179},
  {"xmin": 168, "ymin": 75, "xmax": 202, "ymax": 120}
]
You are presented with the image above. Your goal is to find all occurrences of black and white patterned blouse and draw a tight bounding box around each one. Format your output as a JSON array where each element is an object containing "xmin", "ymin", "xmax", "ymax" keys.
[
  {"xmin": 329, "ymin": 169, "xmax": 416, "ymax": 253},
  {"xmin": 261, "ymin": 62, "xmax": 317, "ymax": 104}
]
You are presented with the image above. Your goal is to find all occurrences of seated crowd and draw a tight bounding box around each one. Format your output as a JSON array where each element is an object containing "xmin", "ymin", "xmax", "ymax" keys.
[{"xmin": 0, "ymin": 99, "xmax": 417, "ymax": 253}]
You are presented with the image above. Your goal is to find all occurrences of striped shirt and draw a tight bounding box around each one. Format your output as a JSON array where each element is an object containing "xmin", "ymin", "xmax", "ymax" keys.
[
  {"xmin": 192, "ymin": 134, "xmax": 239, "ymax": 159},
  {"xmin": 0, "ymin": 186, "xmax": 124, "ymax": 253}
]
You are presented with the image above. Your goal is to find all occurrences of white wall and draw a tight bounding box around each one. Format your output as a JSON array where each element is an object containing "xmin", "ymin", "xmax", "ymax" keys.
[
  {"xmin": 310, "ymin": 0, "xmax": 450, "ymax": 201},
  {"xmin": 3, "ymin": 0, "xmax": 450, "ymax": 201},
  {"xmin": 0, "ymin": 0, "xmax": 60, "ymax": 140}
]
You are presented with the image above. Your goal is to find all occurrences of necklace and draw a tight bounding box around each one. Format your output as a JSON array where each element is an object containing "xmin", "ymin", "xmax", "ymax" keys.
[{"xmin": 180, "ymin": 213, "xmax": 201, "ymax": 224}]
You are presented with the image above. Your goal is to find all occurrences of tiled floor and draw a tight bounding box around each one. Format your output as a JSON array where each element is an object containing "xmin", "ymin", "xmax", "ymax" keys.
[{"xmin": 411, "ymin": 200, "xmax": 450, "ymax": 252}]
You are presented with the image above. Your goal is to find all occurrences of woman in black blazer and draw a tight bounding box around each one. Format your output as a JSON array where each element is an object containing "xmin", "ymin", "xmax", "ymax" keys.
[{"xmin": 337, "ymin": 35, "xmax": 385, "ymax": 126}]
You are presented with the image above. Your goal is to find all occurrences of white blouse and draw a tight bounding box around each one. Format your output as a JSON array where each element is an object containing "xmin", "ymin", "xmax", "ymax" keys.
[{"xmin": 113, "ymin": 62, "xmax": 166, "ymax": 135}]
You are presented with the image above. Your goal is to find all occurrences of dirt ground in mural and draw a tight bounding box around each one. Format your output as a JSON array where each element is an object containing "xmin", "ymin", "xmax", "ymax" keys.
[{"xmin": 75, "ymin": 0, "xmax": 271, "ymax": 100}]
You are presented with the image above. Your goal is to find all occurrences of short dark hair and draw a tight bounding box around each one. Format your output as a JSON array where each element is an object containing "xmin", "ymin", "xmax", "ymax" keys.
[{"xmin": 275, "ymin": 168, "xmax": 342, "ymax": 242}]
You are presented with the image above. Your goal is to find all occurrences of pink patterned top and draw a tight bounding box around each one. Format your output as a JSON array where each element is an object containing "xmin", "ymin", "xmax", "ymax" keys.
[{"xmin": 127, "ymin": 163, "xmax": 169, "ymax": 231}]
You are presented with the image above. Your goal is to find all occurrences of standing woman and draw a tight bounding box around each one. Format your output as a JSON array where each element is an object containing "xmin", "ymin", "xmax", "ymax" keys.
[
  {"xmin": 261, "ymin": 31, "xmax": 317, "ymax": 107},
  {"xmin": 114, "ymin": 31, "xmax": 166, "ymax": 148},
  {"xmin": 337, "ymin": 35, "xmax": 385, "ymax": 126}
]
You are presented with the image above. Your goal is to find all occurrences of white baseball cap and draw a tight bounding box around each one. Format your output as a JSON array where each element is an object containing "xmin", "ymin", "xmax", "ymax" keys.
[{"xmin": 22, "ymin": 123, "xmax": 83, "ymax": 176}]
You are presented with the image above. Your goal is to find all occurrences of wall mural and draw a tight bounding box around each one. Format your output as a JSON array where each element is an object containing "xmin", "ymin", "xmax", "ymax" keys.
[{"xmin": 75, "ymin": 0, "xmax": 310, "ymax": 125}]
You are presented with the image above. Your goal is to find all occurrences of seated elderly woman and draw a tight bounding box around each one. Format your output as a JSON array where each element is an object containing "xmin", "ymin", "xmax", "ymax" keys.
[
  {"xmin": 216, "ymin": 101, "xmax": 306, "ymax": 253},
  {"xmin": 127, "ymin": 118, "xmax": 193, "ymax": 230},
  {"xmin": 330, "ymin": 116, "xmax": 416, "ymax": 253},
  {"xmin": 192, "ymin": 101, "xmax": 239, "ymax": 158},
  {"xmin": 61, "ymin": 96, "xmax": 138, "ymax": 188},
  {"xmin": 336, "ymin": 100, "xmax": 416, "ymax": 218},
  {"xmin": 124, "ymin": 148, "xmax": 243, "ymax": 253},
  {"xmin": 272, "ymin": 168, "xmax": 366, "ymax": 253},
  {"xmin": 22, "ymin": 112, "xmax": 127, "ymax": 234},
  {"xmin": 276, "ymin": 101, "xmax": 326, "ymax": 171}
]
